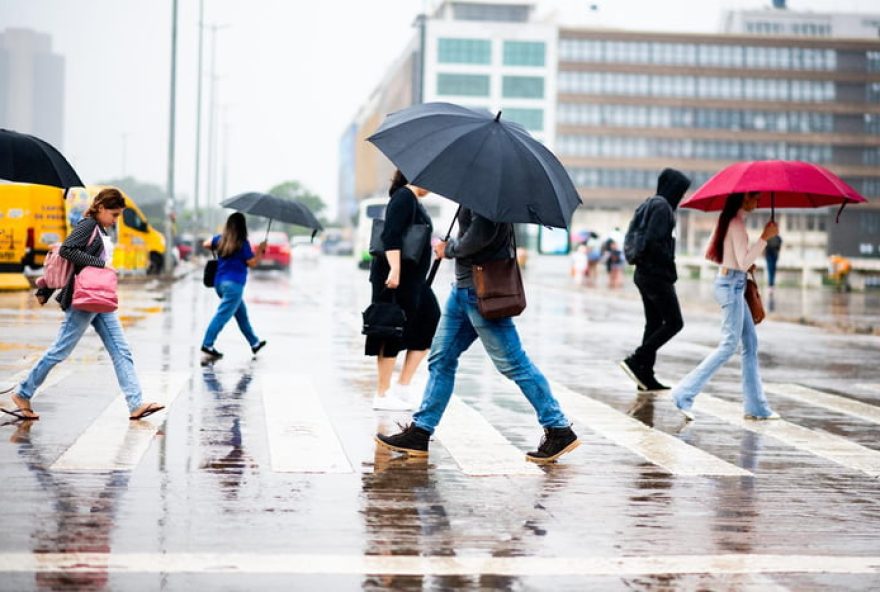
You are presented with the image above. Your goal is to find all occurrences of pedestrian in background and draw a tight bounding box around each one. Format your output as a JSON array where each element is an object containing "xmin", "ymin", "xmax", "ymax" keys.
[
  {"xmin": 2, "ymin": 188, "xmax": 164, "ymax": 421},
  {"xmin": 376, "ymin": 207, "xmax": 579, "ymax": 464},
  {"xmin": 605, "ymin": 239, "xmax": 625, "ymax": 288},
  {"xmin": 672, "ymin": 192, "xmax": 780, "ymax": 422},
  {"xmin": 620, "ymin": 168, "xmax": 691, "ymax": 392},
  {"xmin": 764, "ymin": 234, "xmax": 782, "ymax": 293},
  {"xmin": 200, "ymin": 213, "xmax": 267, "ymax": 362},
  {"xmin": 367, "ymin": 170, "xmax": 441, "ymax": 411}
]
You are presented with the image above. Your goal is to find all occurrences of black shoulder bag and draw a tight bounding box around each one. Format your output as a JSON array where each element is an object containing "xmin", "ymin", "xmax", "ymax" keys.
[
  {"xmin": 203, "ymin": 247, "xmax": 218, "ymax": 288},
  {"xmin": 369, "ymin": 198, "xmax": 430, "ymax": 263}
]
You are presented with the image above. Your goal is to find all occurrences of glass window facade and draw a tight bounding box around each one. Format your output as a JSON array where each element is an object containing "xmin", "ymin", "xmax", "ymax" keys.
[
  {"xmin": 558, "ymin": 71, "xmax": 835, "ymax": 102},
  {"xmin": 503, "ymin": 107, "xmax": 544, "ymax": 131},
  {"xmin": 567, "ymin": 168, "xmax": 714, "ymax": 190},
  {"xmin": 559, "ymin": 38, "xmax": 838, "ymax": 71},
  {"xmin": 503, "ymin": 41, "xmax": 546, "ymax": 66},
  {"xmin": 502, "ymin": 75, "xmax": 544, "ymax": 98},
  {"xmin": 437, "ymin": 73, "xmax": 490, "ymax": 96},
  {"xmin": 438, "ymin": 38, "xmax": 491, "ymax": 65},
  {"xmin": 452, "ymin": 3, "xmax": 530, "ymax": 22}
]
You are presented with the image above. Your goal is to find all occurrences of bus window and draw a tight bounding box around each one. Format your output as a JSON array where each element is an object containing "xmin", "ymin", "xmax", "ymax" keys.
[{"xmin": 365, "ymin": 204, "xmax": 385, "ymax": 220}]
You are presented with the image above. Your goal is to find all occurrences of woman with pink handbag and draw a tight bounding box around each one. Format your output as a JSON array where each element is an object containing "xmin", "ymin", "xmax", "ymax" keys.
[{"xmin": 2, "ymin": 188, "xmax": 164, "ymax": 421}]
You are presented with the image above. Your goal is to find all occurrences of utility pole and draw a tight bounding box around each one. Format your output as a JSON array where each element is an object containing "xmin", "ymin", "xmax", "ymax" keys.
[
  {"xmin": 205, "ymin": 23, "xmax": 228, "ymax": 216},
  {"xmin": 163, "ymin": 0, "xmax": 178, "ymax": 278},
  {"xmin": 193, "ymin": 0, "xmax": 205, "ymax": 230}
]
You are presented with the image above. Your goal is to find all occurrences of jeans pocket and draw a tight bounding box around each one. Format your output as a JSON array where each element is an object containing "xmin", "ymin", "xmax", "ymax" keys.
[{"xmin": 714, "ymin": 281, "xmax": 733, "ymax": 307}]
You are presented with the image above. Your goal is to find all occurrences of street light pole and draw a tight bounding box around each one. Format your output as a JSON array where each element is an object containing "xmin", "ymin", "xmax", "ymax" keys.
[
  {"xmin": 163, "ymin": 0, "xmax": 178, "ymax": 278},
  {"xmin": 193, "ymin": 0, "xmax": 205, "ymax": 230}
]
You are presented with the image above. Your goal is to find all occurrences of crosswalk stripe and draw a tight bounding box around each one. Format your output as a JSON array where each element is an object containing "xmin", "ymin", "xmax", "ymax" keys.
[
  {"xmin": 855, "ymin": 383, "xmax": 880, "ymax": 395},
  {"xmin": 694, "ymin": 394, "xmax": 880, "ymax": 478},
  {"xmin": 766, "ymin": 383, "xmax": 880, "ymax": 424},
  {"xmin": 50, "ymin": 372, "xmax": 188, "ymax": 472},
  {"xmin": 0, "ymin": 552, "xmax": 875, "ymax": 575},
  {"xmin": 434, "ymin": 396, "xmax": 543, "ymax": 476},
  {"xmin": 550, "ymin": 382, "xmax": 751, "ymax": 477},
  {"xmin": 261, "ymin": 374, "xmax": 353, "ymax": 473}
]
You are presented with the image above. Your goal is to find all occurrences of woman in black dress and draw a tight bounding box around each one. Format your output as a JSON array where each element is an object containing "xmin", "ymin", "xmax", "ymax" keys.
[{"xmin": 367, "ymin": 170, "xmax": 441, "ymax": 410}]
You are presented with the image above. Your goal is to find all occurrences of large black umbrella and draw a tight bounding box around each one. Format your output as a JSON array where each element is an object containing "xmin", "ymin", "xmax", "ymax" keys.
[
  {"xmin": 221, "ymin": 192, "xmax": 323, "ymax": 239},
  {"xmin": 367, "ymin": 102, "xmax": 581, "ymax": 229},
  {"xmin": 0, "ymin": 128, "xmax": 84, "ymax": 188}
]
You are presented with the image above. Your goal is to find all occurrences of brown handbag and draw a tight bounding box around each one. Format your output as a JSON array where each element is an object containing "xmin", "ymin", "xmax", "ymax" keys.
[
  {"xmin": 744, "ymin": 270, "xmax": 765, "ymax": 325},
  {"xmin": 472, "ymin": 227, "xmax": 526, "ymax": 320}
]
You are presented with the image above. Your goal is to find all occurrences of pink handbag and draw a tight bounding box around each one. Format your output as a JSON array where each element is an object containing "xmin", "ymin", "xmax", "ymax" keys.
[{"xmin": 72, "ymin": 266, "xmax": 118, "ymax": 313}]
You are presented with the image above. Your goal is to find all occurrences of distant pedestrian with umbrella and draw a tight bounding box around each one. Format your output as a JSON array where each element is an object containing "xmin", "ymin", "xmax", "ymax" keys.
[
  {"xmin": 368, "ymin": 103, "xmax": 582, "ymax": 463},
  {"xmin": 366, "ymin": 170, "xmax": 441, "ymax": 411},
  {"xmin": 200, "ymin": 213, "xmax": 267, "ymax": 362},
  {"xmin": 620, "ymin": 168, "xmax": 691, "ymax": 392},
  {"xmin": 671, "ymin": 192, "xmax": 780, "ymax": 422},
  {"xmin": 764, "ymin": 234, "xmax": 782, "ymax": 293}
]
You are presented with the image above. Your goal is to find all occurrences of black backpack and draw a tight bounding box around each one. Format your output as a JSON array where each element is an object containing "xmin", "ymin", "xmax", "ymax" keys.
[{"xmin": 623, "ymin": 197, "xmax": 657, "ymax": 265}]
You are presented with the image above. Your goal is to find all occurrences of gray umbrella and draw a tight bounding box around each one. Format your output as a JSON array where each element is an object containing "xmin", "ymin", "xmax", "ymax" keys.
[
  {"xmin": 221, "ymin": 192, "xmax": 323, "ymax": 239},
  {"xmin": 367, "ymin": 102, "xmax": 581, "ymax": 229}
]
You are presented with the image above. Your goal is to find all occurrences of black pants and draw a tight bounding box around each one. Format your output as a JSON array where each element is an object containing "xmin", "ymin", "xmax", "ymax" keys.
[{"xmin": 633, "ymin": 275, "xmax": 683, "ymax": 371}]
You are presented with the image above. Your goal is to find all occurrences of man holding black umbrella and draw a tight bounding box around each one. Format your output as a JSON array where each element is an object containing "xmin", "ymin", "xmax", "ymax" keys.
[{"xmin": 375, "ymin": 208, "xmax": 580, "ymax": 464}]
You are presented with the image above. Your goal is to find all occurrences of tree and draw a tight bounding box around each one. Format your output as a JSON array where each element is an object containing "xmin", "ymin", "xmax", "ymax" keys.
[
  {"xmin": 266, "ymin": 180, "xmax": 328, "ymax": 235},
  {"xmin": 96, "ymin": 176, "xmax": 168, "ymax": 228}
]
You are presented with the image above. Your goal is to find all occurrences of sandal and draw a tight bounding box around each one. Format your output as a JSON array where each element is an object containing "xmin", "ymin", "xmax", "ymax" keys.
[
  {"xmin": 1, "ymin": 393, "xmax": 39, "ymax": 420},
  {"xmin": 129, "ymin": 402, "xmax": 165, "ymax": 421}
]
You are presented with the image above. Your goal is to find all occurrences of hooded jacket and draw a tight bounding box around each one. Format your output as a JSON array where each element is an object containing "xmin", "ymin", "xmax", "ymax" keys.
[{"xmin": 634, "ymin": 168, "xmax": 691, "ymax": 283}]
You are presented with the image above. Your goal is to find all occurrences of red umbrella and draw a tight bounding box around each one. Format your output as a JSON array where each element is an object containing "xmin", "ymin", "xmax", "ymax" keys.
[{"xmin": 681, "ymin": 160, "xmax": 867, "ymax": 222}]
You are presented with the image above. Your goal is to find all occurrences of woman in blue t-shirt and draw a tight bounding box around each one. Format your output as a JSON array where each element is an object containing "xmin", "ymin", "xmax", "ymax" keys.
[{"xmin": 201, "ymin": 213, "xmax": 267, "ymax": 361}]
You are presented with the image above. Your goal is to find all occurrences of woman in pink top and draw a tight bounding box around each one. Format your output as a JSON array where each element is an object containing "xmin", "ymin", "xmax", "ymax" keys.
[{"xmin": 672, "ymin": 192, "xmax": 779, "ymax": 422}]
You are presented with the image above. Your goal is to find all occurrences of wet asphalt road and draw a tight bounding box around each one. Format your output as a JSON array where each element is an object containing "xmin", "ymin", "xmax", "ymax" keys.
[{"xmin": 0, "ymin": 256, "xmax": 879, "ymax": 591}]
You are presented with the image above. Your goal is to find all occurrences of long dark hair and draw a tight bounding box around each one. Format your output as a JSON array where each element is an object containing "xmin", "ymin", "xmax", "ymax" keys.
[
  {"xmin": 389, "ymin": 169, "xmax": 408, "ymax": 197},
  {"xmin": 705, "ymin": 193, "xmax": 745, "ymax": 263},
  {"xmin": 218, "ymin": 212, "xmax": 248, "ymax": 258}
]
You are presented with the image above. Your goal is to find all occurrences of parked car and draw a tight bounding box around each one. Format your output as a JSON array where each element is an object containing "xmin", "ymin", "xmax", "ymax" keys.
[
  {"xmin": 251, "ymin": 231, "xmax": 290, "ymax": 270},
  {"xmin": 290, "ymin": 235, "xmax": 320, "ymax": 263}
]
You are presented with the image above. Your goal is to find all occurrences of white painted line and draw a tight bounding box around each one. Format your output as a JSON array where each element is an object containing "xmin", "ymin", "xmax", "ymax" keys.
[
  {"xmin": 766, "ymin": 383, "xmax": 880, "ymax": 424},
  {"xmin": 261, "ymin": 374, "xmax": 353, "ymax": 473},
  {"xmin": 0, "ymin": 552, "xmax": 876, "ymax": 576},
  {"xmin": 434, "ymin": 396, "xmax": 543, "ymax": 476},
  {"xmin": 50, "ymin": 372, "xmax": 188, "ymax": 472},
  {"xmin": 550, "ymin": 382, "xmax": 751, "ymax": 477},
  {"xmin": 695, "ymin": 394, "xmax": 880, "ymax": 478},
  {"xmin": 855, "ymin": 383, "xmax": 880, "ymax": 395}
]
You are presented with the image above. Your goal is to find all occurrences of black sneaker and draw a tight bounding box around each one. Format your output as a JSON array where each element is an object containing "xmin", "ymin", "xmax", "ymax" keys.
[
  {"xmin": 251, "ymin": 340, "xmax": 267, "ymax": 355},
  {"xmin": 619, "ymin": 356, "xmax": 651, "ymax": 391},
  {"xmin": 375, "ymin": 423, "xmax": 430, "ymax": 457},
  {"xmin": 201, "ymin": 346, "xmax": 223, "ymax": 360},
  {"xmin": 639, "ymin": 375, "xmax": 670, "ymax": 391},
  {"xmin": 526, "ymin": 426, "xmax": 580, "ymax": 464}
]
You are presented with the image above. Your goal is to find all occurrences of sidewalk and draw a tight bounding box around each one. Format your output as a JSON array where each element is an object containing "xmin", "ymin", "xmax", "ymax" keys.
[{"xmin": 525, "ymin": 254, "xmax": 880, "ymax": 335}]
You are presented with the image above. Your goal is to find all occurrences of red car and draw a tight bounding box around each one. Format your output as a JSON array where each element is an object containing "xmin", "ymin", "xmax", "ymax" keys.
[{"xmin": 251, "ymin": 231, "xmax": 291, "ymax": 270}]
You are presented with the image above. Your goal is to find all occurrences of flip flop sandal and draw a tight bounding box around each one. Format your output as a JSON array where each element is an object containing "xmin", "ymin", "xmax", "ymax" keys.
[
  {"xmin": 1, "ymin": 407, "xmax": 39, "ymax": 421},
  {"xmin": 129, "ymin": 404, "xmax": 165, "ymax": 421}
]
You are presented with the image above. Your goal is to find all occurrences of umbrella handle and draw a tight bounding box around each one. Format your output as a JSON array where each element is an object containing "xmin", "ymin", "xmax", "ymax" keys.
[
  {"xmin": 426, "ymin": 205, "xmax": 461, "ymax": 287},
  {"xmin": 771, "ymin": 192, "xmax": 775, "ymax": 224},
  {"xmin": 264, "ymin": 219, "xmax": 273, "ymax": 242}
]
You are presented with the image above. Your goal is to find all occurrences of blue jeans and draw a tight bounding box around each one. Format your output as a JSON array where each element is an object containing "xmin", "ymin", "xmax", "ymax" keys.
[
  {"xmin": 413, "ymin": 286, "xmax": 569, "ymax": 434},
  {"xmin": 202, "ymin": 280, "xmax": 259, "ymax": 349},
  {"xmin": 672, "ymin": 270, "xmax": 773, "ymax": 417},
  {"xmin": 17, "ymin": 308, "xmax": 143, "ymax": 412}
]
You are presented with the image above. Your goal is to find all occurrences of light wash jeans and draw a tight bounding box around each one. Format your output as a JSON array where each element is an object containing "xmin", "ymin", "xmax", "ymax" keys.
[
  {"xmin": 202, "ymin": 280, "xmax": 259, "ymax": 349},
  {"xmin": 672, "ymin": 270, "xmax": 774, "ymax": 417},
  {"xmin": 17, "ymin": 308, "xmax": 143, "ymax": 412},
  {"xmin": 413, "ymin": 286, "xmax": 569, "ymax": 434}
]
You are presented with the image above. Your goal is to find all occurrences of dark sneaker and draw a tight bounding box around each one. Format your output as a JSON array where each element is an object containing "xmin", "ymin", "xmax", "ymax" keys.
[
  {"xmin": 201, "ymin": 346, "xmax": 223, "ymax": 360},
  {"xmin": 526, "ymin": 426, "xmax": 580, "ymax": 464},
  {"xmin": 375, "ymin": 423, "xmax": 430, "ymax": 457},
  {"xmin": 639, "ymin": 375, "xmax": 670, "ymax": 391},
  {"xmin": 619, "ymin": 356, "xmax": 651, "ymax": 391},
  {"xmin": 251, "ymin": 340, "xmax": 267, "ymax": 355}
]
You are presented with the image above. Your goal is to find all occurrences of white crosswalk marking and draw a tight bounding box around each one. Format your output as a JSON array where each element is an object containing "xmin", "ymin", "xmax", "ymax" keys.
[
  {"xmin": 261, "ymin": 374, "xmax": 353, "ymax": 473},
  {"xmin": 434, "ymin": 395, "xmax": 543, "ymax": 476},
  {"xmin": 550, "ymin": 382, "xmax": 751, "ymax": 477},
  {"xmin": 855, "ymin": 383, "xmax": 880, "ymax": 395},
  {"xmin": 694, "ymin": 394, "xmax": 880, "ymax": 477},
  {"xmin": 50, "ymin": 372, "xmax": 188, "ymax": 472},
  {"xmin": 766, "ymin": 383, "xmax": 880, "ymax": 424},
  {"xmin": 0, "ymin": 552, "xmax": 875, "ymax": 576}
]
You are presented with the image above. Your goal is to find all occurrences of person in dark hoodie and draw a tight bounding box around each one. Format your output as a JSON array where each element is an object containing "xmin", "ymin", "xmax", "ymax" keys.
[
  {"xmin": 375, "ymin": 208, "xmax": 579, "ymax": 464},
  {"xmin": 620, "ymin": 168, "xmax": 691, "ymax": 392}
]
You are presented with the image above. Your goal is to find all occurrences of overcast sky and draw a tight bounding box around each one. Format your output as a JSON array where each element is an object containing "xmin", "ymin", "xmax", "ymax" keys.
[{"xmin": 1, "ymin": 0, "xmax": 876, "ymax": 217}]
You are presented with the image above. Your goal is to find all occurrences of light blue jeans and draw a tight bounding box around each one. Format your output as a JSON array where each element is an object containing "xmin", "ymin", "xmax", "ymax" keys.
[
  {"xmin": 17, "ymin": 308, "xmax": 144, "ymax": 412},
  {"xmin": 672, "ymin": 270, "xmax": 774, "ymax": 417},
  {"xmin": 202, "ymin": 280, "xmax": 259, "ymax": 349},
  {"xmin": 413, "ymin": 286, "xmax": 569, "ymax": 434}
]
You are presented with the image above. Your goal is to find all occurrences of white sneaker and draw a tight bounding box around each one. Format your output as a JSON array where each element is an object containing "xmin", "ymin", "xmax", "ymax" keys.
[
  {"xmin": 744, "ymin": 411, "xmax": 781, "ymax": 421},
  {"xmin": 395, "ymin": 383, "xmax": 423, "ymax": 409},
  {"xmin": 372, "ymin": 388, "xmax": 414, "ymax": 411}
]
